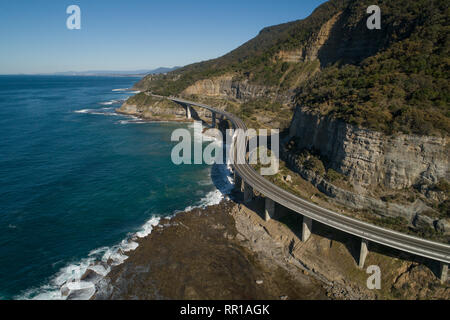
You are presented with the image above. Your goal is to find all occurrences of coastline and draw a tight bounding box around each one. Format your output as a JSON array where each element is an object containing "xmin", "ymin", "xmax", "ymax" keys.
[
  {"xmin": 19, "ymin": 96, "xmax": 448, "ymax": 300},
  {"xmin": 116, "ymin": 108, "xmax": 194, "ymax": 123},
  {"xmin": 17, "ymin": 97, "xmax": 230, "ymax": 300},
  {"xmin": 96, "ymin": 194, "xmax": 450, "ymax": 300},
  {"xmin": 94, "ymin": 200, "xmax": 329, "ymax": 300}
]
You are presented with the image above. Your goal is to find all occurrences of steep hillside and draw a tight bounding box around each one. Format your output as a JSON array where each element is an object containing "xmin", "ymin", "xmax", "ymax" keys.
[
  {"xmin": 134, "ymin": 0, "xmax": 349, "ymax": 97},
  {"xmin": 134, "ymin": 0, "xmax": 449, "ymax": 136},
  {"xmin": 296, "ymin": 0, "xmax": 450, "ymax": 136}
]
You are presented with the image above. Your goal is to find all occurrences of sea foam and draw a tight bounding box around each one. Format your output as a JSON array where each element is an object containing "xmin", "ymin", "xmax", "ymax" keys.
[{"xmin": 18, "ymin": 107, "xmax": 234, "ymax": 301}]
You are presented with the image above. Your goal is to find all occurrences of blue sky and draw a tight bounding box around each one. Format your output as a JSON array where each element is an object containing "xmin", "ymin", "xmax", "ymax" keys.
[{"xmin": 0, "ymin": 0, "xmax": 327, "ymax": 74}]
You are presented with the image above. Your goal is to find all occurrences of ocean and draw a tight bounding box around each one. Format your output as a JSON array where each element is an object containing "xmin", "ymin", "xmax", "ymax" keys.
[{"xmin": 0, "ymin": 75, "xmax": 232, "ymax": 299}]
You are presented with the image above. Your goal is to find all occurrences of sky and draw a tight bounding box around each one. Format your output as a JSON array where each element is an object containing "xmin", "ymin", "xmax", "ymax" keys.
[{"xmin": 0, "ymin": 0, "xmax": 328, "ymax": 74}]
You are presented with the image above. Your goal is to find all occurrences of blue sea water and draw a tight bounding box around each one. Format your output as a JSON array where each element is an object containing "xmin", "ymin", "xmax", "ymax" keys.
[{"xmin": 0, "ymin": 75, "xmax": 231, "ymax": 299}]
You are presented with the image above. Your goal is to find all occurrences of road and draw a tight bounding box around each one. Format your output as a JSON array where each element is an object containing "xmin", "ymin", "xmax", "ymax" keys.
[{"xmin": 169, "ymin": 97, "xmax": 450, "ymax": 264}]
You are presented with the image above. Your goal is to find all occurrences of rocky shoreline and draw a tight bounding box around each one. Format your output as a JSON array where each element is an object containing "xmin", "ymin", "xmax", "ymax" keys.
[
  {"xmin": 82, "ymin": 98, "xmax": 448, "ymax": 300},
  {"xmin": 93, "ymin": 200, "xmax": 328, "ymax": 300},
  {"xmin": 91, "ymin": 196, "xmax": 449, "ymax": 300}
]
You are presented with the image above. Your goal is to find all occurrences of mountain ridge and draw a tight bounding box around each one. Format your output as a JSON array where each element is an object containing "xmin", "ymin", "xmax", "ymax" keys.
[{"xmin": 134, "ymin": 0, "xmax": 449, "ymax": 136}]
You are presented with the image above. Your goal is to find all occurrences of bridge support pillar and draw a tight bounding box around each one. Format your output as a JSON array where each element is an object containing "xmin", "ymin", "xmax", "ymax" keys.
[
  {"xmin": 440, "ymin": 262, "xmax": 448, "ymax": 284},
  {"xmin": 302, "ymin": 216, "xmax": 312, "ymax": 242},
  {"xmin": 186, "ymin": 105, "xmax": 192, "ymax": 119},
  {"xmin": 264, "ymin": 198, "xmax": 275, "ymax": 222},
  {"xmin": 244, "ymin": 182, "xmax": 253, "ymax": 203},
  {"xmin": 212, "ymin": 112, "xmax": 216, "ymax": 128},
  {"xmin": 358, "ymin": 239, "xmax": 369, "ymax": 269}
]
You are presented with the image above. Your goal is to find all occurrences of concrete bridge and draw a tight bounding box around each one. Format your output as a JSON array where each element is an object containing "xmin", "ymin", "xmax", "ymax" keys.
[{"xmin": 167, "ymin": 96, "xmax": 450, "ymax": 283}]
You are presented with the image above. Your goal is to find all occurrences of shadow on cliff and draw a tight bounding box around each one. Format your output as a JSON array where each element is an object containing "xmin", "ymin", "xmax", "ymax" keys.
[{"xmin": 240, "ymin": 196, "xmax": 442, "ymax": 279}]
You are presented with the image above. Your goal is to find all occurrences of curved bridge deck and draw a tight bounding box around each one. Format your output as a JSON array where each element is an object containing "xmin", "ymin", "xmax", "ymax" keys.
[{"xmin": 168, "ymin": 96, "xmax": 449, "ymax": 282}]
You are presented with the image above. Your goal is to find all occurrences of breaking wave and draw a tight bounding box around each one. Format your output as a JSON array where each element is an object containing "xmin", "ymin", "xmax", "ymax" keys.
[
  {"xmin": 19, "ymin": 101, "xmax": 235, "ymax": 300},
  {"xmin": 16, "ymin": 152, "xmax": 234, "ymax": 301}
]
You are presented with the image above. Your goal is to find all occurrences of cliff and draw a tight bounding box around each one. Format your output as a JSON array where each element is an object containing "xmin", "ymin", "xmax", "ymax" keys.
[
  {"xmin": 181, "ymin": 75, "xmax": 292, "ymax": 104},
  {"xmin": 287, "ymin": 108, "xmax": 449, "ymax": 191},
  {"xmin": 283, "ymin": 107, "xmax": 449, "ymax": 234}
]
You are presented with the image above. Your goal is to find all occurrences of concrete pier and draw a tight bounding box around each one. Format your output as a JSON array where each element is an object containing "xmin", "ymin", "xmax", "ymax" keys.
[
  {"xmin": 302, "ymin": 216, "xmax": 312, "ymax": 242},
  {"xmin": 359, "ymin": 239, "xmax": 369, "ymax": 269},
  {"xmin": 264, "ymin": 198, "xmax": 275, "ymax": 222},
  {"xmin": 440, "ymin": 262, "xmax": 448, "ymax": 284},
  {"xmin": 244, "ymin": 182, "xmax": 253, "ymax": 203}
]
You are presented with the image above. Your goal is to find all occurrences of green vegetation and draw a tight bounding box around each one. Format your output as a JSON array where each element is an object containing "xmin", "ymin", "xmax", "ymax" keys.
[
  {"xmin": 296, "ymin": 0, "xmax": 450, "ymax": 135},
  {"xmin": 136, "ymin": 0, "xmax": 449, "ymax": 136},
  {"xmin": 235, "ymin": 99, "xmax": 293, "ymax": 130},
  {"xmin": 434, "ymin": 179, "xmax": 450, "ymax": 194},
  {"xmin": 325, "ymin": 169, "xmax": 346, "ymax": 183},
  {"xmin": 439, "ymin": 201, "xmax": 450, "ymax": 219},
  {"xmin": 239, "ymin": 99, "xmax": 283, "ymax": 118},
  {"xmin": 135, "ymin": 0, "xmax": 348, "ymax": 94},
  {"xmin": 124, "ymin": 92, "xmax": 180, "ymax": 112},
  {"xmin": 126, "ymin": 92, "xmax": 160, "ymax": 106},
  {"xmin": 432, "ymin": 179, "xmax": 450, "ymax": 219}
]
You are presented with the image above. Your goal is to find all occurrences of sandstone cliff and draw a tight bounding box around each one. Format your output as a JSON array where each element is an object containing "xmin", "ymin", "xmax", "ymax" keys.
[
  {"xmin": 181, "ymin": 75, "xmax": 292, "ymax": 104},
  {"xmin": 283, "ymin": 107, "xmax": 449, "ymax": 234},
  {"xmin": 287, "ymin": 107, "xmax": 449, "ymax": 191}
]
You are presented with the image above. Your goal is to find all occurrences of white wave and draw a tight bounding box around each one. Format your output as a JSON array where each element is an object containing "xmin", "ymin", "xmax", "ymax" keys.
[
  {"xmin": 117, "ymin": 119, "xmax": 147, "ymax": 125},
  {"xmin": 62, "ymin": 281, "xmax": 96, "ymax": 300},
  {"xmin": 74, "ymin": 109, "xmax": 120, "ymax": 117},
  {"xmin": 99, "ymin": 100, "xmax": 120, "ymax": 106},
  {"xmin": 16, "ymin": 217, "xmax": 160, "ymax": 300},
  {"xmin": 74, "ymin": 109, "xmax": 90, "ymax": 114},
  {"xmin": 112, "ymin": 89, "xmax": 140, "ymax": 94},
  {"xmin": 86, "ymin": 264, "xmax": 109, "ymax": 277},
  {"xmin": 15, "ymin": 124, "xmax": 234, "ymax": 301},
  {"xmin": 135, "ymin": 217, "xmax": 161, "ymax": 238},
  {"xmin": 198, "ymin": 179, "xmax": 213, "ymax": 186}
]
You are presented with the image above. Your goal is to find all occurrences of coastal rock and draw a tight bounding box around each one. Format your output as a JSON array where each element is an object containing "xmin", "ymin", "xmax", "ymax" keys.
[
  {"xmin": 80, "ymin": 267, "xmax": 105, "ymax": 284},
  {"xmin": 282, "ymin": 150, "xmax": 435, "ymax": 222},
  {"xmin": 284, "ymin": 107, "xmax": 449, "ymax": 222},
  {"xmin": 392, "ymin": 264, "xmax": 450, "ymax": 299},
  {"xmin": 435, "ymin": 219, "xmax": 450, "ymax": 235},
  {"xmin": 287, "ymin": 108, "xmax": 449, "ymax": 191},
  {"xmin": 65, "ymin": 281, "xmax": 96, "ymax": 300},
  {"xmin": 412, "ymin": 214, "xmax": 435, "ymax": 231},
  {"xmin": 96, "ymin": 202, "xmax": 328, "ymax": 300}
]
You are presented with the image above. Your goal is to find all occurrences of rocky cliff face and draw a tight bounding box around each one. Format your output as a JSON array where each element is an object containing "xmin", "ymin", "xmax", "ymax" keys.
[
  {"xmin": 182, "ymin": 75, "xmax": 293, "ymax": 104},
  {"xmin": 288, "ymin": 107, "xmax": 449, "ymax": 191},
  {"xmin": 180, "ymin": 12, "xmax": 345, "ymax": 104},
  {"xmin": 283, "ymin": 107, "xmax": 449, "ymax": 228}
]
